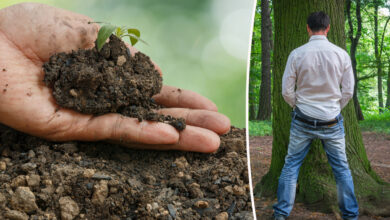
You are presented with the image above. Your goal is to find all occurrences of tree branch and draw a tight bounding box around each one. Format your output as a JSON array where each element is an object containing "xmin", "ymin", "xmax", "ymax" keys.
[{"xmin": 357, "ymin": 72, "xmax": 377, "ymax": 81}]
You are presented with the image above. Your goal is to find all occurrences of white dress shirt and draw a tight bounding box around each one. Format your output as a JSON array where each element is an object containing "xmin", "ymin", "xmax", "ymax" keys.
[{"xmin": 282, "ymin": 35, "xmax": 354, "ymax": 121}]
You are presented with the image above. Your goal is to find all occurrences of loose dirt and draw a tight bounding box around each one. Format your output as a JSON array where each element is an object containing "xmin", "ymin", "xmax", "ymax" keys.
[
  {"xmin": 250, "ymin": 132, "xmax": 390, "ymax": 220},
  {"xmin": 0, "ymin": 33, "xmax": 252, "ymax": 219},
  {"xmin": 0, "ymin": 125, "xmax": 252, "ymax": 219},
  {"xmin": 43, "ymin": 34, "xmax": 185, "ymax": 130}
]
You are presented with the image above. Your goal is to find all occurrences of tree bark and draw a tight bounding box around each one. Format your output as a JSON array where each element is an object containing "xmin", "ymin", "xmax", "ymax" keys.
[
  {"xmin": 346, "ymin": 0, "xmax": 364, "ymax": 120},
  {"xmin": 379, "ymin": 16, "xmax": 390, "ymax": 110},
  {"xmin": 257, "ymin": 0, "xmax": 272, "ymax": 121},
  {"xmin": 249, "ymin": 39, "xmax": 258, "ymax": 120},
  {"xmin": 386, "ymin": 57, "xmax": 390, "ymax": 109},
  {"xmin": 374, "ymin": 1, "xmax": 384, "ymax": 112},
  {"xmin": 254, "ymin": 0, "xmax": 390, "ymax": 215},
  {"xmin": 249, "ymin": 2, "xmax": 262, "ymax": 120}
]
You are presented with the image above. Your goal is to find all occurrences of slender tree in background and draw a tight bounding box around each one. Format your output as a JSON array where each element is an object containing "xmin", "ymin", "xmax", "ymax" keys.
[
  {"xmin": 255, "ymin": 0, "xmax": 390, "ymax": 215},
  {"xmin": 379, "ymin": 14, "xmax": 390, "ymax": 110},
  {"xmin": 249, "ymin": 38, "xmax": 258, "ymax": 120},
  {"xmin": 257, "ymin": 0, "xmax": 272, "ymax": 120},
  {"xmin": 374, "ymin": 0, "xmax": 390, "ymax": 112},
  {"xmin": 249, "ymin": 2, "xmax": 261, "ymax": 120},
  {"xmin": 387, "ymin": 55, "xmax": 390, "ymax": 109},
  {"xmin": 346, "ymin": 0, "xmax": 364, "ymax": 120},
  {"xmin": 374, "ymin": 0, "xmax": 384, "ymax": 112}
]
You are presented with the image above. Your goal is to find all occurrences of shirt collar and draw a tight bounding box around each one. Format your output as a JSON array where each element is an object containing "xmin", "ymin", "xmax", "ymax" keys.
[{"xmin": 309, "ymin": 35, "xmax": 328, "ymax": 42}]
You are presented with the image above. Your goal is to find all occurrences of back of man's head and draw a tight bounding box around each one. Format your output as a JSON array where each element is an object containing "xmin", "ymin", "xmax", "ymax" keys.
[{"xmin": 307, "ymin": 11, "xmax": 330, "ymax": 32}]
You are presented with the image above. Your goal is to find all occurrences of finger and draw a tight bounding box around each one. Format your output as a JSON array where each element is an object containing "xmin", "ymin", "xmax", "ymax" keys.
[
  {"xmin": 172, "ymin": 126, "xmax": 220, "ymax": 152},
  {"xmin": 125, "ymin": 42, "xmax": 163, "ymax": 76},
  {"xmin": 153, "ymin": 85, "xmax": 218, "ymax": 111},
  {"xmin": 157, "ymin": 108, "xmax": 230, "ymax": 135},
  {"xmin": 121, "ymin": 125, "xmax": 221, "ymax": 153},
  {"xmin": 54, "ymin": 113, "xmax": 179, "ymax": 145},
  {"xmin": 0, "ymin": 3, "xmax": 99, "ymax": 61}
]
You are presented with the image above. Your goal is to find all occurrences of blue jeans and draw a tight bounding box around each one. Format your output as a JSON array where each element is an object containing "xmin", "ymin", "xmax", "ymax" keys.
[{"xmin": 273, "ymin": 109, "xmax": 359, "ymax": 220}]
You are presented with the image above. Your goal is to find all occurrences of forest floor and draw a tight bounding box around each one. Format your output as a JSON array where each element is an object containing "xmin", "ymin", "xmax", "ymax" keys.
[{"xmin": 250, "ymin": 132, "xmax": 390, "ymax": 220}]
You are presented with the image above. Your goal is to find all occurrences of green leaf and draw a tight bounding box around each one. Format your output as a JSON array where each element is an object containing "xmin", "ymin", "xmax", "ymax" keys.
[
  {"xmin": 96, "ymin": 24, "xmax": 116, "ymax": 51},
  {"xmin": 116, "ymin": 26, "xmax": 128, "ymax": 37},
  {"xmin": 127, "ymin": 28, "xmax": 141, "ymax": 45},
  {"xmin": 115, "ymin": 27, "xmax": 122, "ymax": 37}
]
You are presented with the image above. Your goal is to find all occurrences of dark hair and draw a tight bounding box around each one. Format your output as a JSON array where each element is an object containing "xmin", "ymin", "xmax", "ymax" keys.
[{"xmin": 307, "ymin": 11, "xmax": 330, "ymax": 32}]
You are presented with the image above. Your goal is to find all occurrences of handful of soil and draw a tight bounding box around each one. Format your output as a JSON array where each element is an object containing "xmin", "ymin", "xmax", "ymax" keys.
[{"xmin": 43, "ymin": 35, "xmax": 185, "ymax": 130}]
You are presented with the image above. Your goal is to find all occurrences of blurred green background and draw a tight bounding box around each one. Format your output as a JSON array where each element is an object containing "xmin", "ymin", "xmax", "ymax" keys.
[{"xmin": 0, "ymin": 0, "xmax": 255, "ymax": 128}]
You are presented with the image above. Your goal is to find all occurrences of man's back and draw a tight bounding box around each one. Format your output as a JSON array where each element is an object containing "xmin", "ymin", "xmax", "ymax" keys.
[
  {"xmin": 282, "ymin": 35, "xmax": 354, "ymax": 121},
  {"xmin": 274, "ymin": 12, "xmax": 359, "ymax": 220}
]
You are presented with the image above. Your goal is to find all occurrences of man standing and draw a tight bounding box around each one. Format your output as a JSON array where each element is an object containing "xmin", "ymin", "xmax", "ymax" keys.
[{"xmin": 273, "ymin": 12, "xmax": 359, "ymax": 220}]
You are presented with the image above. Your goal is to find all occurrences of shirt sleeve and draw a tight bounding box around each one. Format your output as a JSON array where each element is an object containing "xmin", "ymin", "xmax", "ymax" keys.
[
  {"xmin": 340, "ymin": 53, "xmax": 354, "ymax": 109},
  {"xmin": 282, "ymin": 50, "xmax": 297, "ymax": 108}
]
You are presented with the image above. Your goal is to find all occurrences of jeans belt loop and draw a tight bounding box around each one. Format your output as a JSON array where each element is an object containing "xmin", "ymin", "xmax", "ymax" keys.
[
  {"xmin": 314, "ymin": 120, "xmax": 317, "ymax": 128},
  {"xmin": 293, "ymin": 111, "xmax": 297, "ymax": 120}
]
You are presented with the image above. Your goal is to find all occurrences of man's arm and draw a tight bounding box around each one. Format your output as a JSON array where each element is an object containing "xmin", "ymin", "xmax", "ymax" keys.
[
  {"xmin": 340, "ymin": 54, "xmax": 354, "ymax": 109},
  {"xmin": 282, "ymin": 51, "xmax": 297, "ymax": 108}
]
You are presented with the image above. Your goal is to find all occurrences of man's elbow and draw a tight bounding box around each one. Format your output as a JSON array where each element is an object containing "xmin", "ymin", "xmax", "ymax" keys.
[
  {"xmin": 282, "ymin": 90, "xmax": 289, "ymax": 100},
  {"xmin": 282, "ymin": 92, "xmax": 288, "ymax": 103},
  {"xmin": 343, "ymin": 92, "xmax": 353, "ymax": 102},
  {"xmin": 282, "ymin": 93, "xmax": 294, "ymax": 107}
]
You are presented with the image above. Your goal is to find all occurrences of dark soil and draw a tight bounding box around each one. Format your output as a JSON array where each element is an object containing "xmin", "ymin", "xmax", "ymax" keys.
[
  {"xmin": 250, "ymin": 133, "xmax": 390, "ymax": 220},
  {"xmin": 43, "ymin": 35, "xmax": 185, "ymax": 130},
  {"xmin": 0, "ymin": 125, "xmax": 252, "ymax": 219}
]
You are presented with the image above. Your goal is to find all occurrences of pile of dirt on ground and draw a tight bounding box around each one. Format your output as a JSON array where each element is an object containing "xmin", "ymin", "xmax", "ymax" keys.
[
  {"xmin": 0, "ymin": 125, "xmax": 252, "ymax": 219},
  {"xmin": 43, "ymin": 34, "xmax": 185, "ymax": 130}
]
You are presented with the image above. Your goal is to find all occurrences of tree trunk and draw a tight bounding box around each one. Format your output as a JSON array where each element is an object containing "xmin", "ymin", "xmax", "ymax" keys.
[
  {"xmin": 379, "ymin": 16, "xmax": 390, "ymax": 111},
  {"xmin": 374, "ymin": 1, "xmax": 384, "ymax": 112},
  {"xmin": 346, "ymin": 0, "xmax": 364, "ymax": 120},
  {"xmin": 249, "ymin": 2, "xmax": 262, "ymax": 120},
  {"xmin": 254, "ymin": 0, "xmax": 390, "ymax": 215},
  {"xmin": 257, "ymin": 0, "xmax": 272, "ymax": 121},
  {"xmin": 386, "ymin": 58, "xmax": 390, "ymax": 109},
  {"xmin": 249, "ymin": 39, "xmax": 258, "ymax": 120}
]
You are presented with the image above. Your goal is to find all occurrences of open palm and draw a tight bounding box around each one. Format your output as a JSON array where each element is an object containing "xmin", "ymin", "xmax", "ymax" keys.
[{"xmin": 0, "ymin": 3, "xmax": 230, "ymax": 152}]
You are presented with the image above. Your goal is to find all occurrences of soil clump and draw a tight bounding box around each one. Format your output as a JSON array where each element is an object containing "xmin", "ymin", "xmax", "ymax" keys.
[{"xmin": 43, "ymin": 35, "xmax": 185, "ymax": 130}]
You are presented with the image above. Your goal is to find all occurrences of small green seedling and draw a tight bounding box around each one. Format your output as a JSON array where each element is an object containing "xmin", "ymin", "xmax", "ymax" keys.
[{"xmin": 94, "ymin": 23, "xmax": 144, "ymax": 51}]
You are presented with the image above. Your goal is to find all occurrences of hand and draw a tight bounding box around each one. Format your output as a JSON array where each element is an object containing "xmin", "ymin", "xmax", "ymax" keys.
[{"xmin": 0, "ymin": 3, "xmax": 230, "ymax": 153}]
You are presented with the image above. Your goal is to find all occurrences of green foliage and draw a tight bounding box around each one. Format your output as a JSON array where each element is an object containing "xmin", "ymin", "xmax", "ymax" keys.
[
  {"xmin": 96, "ymin": 24, "xmax": 116, "ymax": 51},
  {"xmin": 359, "ymin": 110, "xmax": 390, "ymax": 134},
  {"xmin": 249, "ymin": 120, "xmax": 272, "ymax": 136},
  {"xmin": 250, "ymin": 0, "xmax": 390, "ymax": 120},
  {"xmin": 248, "ymin": 2, "xmax": 262, "ymax": 118},
  {"xmin": 126, "ymin": 29, "xmax": 140, "ymax": 45},
  {"xmin": 96, "ymin": 24, "xmax": 142, "ymax": 51},
  {"xmin": 248, "ymin": 0, "xmax": 275, "ymax": 119},
  {"xmin": 345, "ymin": 0, "xmax": 390, "ymax": 114}
]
